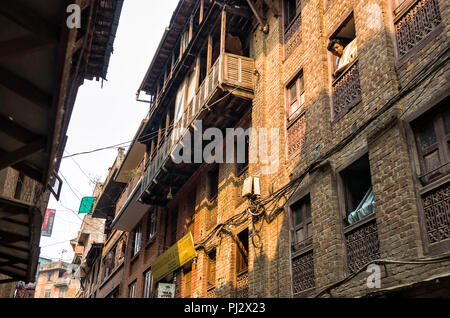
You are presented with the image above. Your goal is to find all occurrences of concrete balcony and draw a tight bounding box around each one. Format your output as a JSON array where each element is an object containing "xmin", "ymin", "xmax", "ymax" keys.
[
  {"xmin": 140, "ymin": 52, "xmax": 254, "ymax": 205},
  {"xmin": 54, "ymin": 277, "xmax": 70, "ymax": 287}
]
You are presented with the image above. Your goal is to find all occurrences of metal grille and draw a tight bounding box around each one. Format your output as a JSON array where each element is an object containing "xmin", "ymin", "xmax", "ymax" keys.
[
  {"xmin": 291, "ymin": 251, "xmax": 315, "ymax": 296},
  {"xmin": 287, "ymin": 115, "xmax": 306, "ymax": 158},
  {"xmin": 395, "ymin": 0, "xmax": 442, "ymax": 58},
  {"xmin": 332, "ymin": 60, "xmax": 362, "ymax": 121},
  {"xmin": 345, "ymin": 220, "xmax": 380, "ymax": 273},
  {"xmin": 236, "ymin": 271, "xmax": 249, "ymax": 298},
  {"xmin": 422, "ymin": 182, "xmax": 450, "ymax": 244}
]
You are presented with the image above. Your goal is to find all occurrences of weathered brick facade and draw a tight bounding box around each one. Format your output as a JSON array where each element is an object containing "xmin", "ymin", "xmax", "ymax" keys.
[{"xmin": 77, "ymin": 0, "xmax": 450, "ymax": 298}]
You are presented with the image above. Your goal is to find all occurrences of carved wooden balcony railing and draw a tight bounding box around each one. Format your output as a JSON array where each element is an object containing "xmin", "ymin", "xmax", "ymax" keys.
[
  {"xmin": 141, "ymin": 53, "xmax": 254, "ymax": 200},
  {"xmin": 236, "ymin": 270, "xmax": 249, "ymax": 298},
  {"xmin": 394, "ymin": 0, "xmax": 442, "ymax": 62},
  {"xmin": 422, "ymin": 181, "xmax": 449, "ymax": 245},
  {"xmin": 291, "ymin": 250, "xmax": 315, "ymax": 297},
  {"xmin": 344, "ymin": 216, "xmax": 380, "ymax": 273},
  {"xmin": 332, "ymin": 59, "xmax": 362, "ymax": 122}
]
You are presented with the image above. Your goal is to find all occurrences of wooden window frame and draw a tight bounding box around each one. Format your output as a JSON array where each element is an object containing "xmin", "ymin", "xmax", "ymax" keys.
[
  {"xmin": 283, "ymin": 0, "xmax": 301, "ymax": 31},
  {"xmin": 285, "ymin": 72, "xmax": 305, "ymax": 123},
  {"xmin": 289, "ymin": 195, "xmax": 312, "ymax": 250},
  {"xmin": 336, "ymin": 153, "xmax": 373, "ymax": 226},
  {"xmin": 404, "ymin": 93, "xmax": 450, "ymax": 255},
  {"xmin": 411, "ymin": 106, "xmax": 450, "ymax": 185}
]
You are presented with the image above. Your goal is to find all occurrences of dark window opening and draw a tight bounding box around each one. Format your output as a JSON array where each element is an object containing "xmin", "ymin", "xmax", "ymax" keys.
[
  {"xmin": 208, "ymin": 167, "xmax": 219, "ymax": 200},
  {"xmin": 284, "ymin": 0, "xmax": 301, "ymax": 28},
  {"xmin": 207, "ymin": 250, "xmax": 216, "ymax": 290},
  {"xmin": 236, "ymin": 228, "xmax": 249, "ymax": 275},
  {"xmin": 340, "ymin": 154, "xmax": 374, "ymax": 226},
  {"xmin": 14, "ymin": 172, "xmax": 24, "ymax": 200}
]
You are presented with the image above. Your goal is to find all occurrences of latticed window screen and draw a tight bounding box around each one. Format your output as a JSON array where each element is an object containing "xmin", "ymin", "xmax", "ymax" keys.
[
  {"xmin": 345, "ymin": 219, "xmax": 380, "ymax": 273},
  {"xmin": 421, "ymin": 182, "xmax": 450, "ymax": 245},
  {"xmin": 291, "ymin": 250, "xmax": 315, "ymax": 296},
  {"xmin": 394, "ymin": 0, "xmax": 442, "ymax": 59}
]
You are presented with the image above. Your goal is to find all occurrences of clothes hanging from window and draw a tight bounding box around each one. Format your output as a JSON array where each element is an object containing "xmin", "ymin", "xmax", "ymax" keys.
[{"xmin": 347, "ymin": 187, "xmax": 375, "ymax": 225}]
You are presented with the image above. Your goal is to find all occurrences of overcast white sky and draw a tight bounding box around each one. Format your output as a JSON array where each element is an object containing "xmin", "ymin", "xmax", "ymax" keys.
[{"xmin": 39, "ymin": 0, "xmax": 180, "ymax": 263}]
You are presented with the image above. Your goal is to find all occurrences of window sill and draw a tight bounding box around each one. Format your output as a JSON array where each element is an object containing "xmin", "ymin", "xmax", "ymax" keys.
[
  {"xmin": 343, "ymin": 213, "xmax": 376, "ymax": 234},
  {"xmin": 99, "ymin": 262, "xmax": 124, "ymax": 289},
  {"xmin": 130, "ymin": 250, "xmax": 141, "ymax": 264},
  {"xmin": 145, "ymin": 234, "xmax": 157, "ymax": 249},
  {"xmin": 291, "ymin": 241, "xmax": 313, "ymax": 258},
  {"xmin": 418, "ymin": 169, "xmax": 450, "ymax": 194}
]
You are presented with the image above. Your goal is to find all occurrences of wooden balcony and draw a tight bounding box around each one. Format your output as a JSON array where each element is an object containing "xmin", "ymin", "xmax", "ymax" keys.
[{"xmin": 140, "ymin": 53, "xmax": 254, "ymax": 205}]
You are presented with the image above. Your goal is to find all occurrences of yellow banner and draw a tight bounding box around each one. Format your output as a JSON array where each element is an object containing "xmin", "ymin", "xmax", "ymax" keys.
[{"xmin": 151, "ymin": 233, "xmax": 196, "ymax": 282}]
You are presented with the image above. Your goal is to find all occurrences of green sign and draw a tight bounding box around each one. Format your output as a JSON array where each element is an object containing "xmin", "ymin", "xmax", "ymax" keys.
[{"xmin": 78, "ymin": 196, "xmax": 96, "ymax": 214}]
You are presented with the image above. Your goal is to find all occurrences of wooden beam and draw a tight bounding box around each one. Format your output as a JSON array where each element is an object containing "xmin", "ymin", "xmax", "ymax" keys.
[
  {"xmin": 0, "ymin": 35, "xmax": 57, "ymax": 61},
  {"xmin": 220, "ymin": 9, "xmax": 227, "ymax": 55},
  {"xmin": 0, "ymin": 277, "xmax": 18, "ymax": 284},
  {"xmin": 199, "ymin": 0, "xmax": 204, "ymax": 24},
  {"xmin": 0, "ymin": 66, "xmax": 53, "ymax": 110},
  {"xmin": 0, "ymin": 139, "xmax": 46, "ymax": 171},
  {"xmin": 0, "ymin": 231, "xmax": 29, "ymax": 244},
  {"xmin": 0, "ymin": 260, "xmax": 21, "ymax": 268},
  {"xmin": 0, "ymin": 1, "xmax": 59, "ymax": 42},
  {"xmin": 207, "ymin": 35, "xmax": 213, "ymax": 73},
  {"xmin": 0, "ymin": 114, "xmax": 44, "ymax": 144}
]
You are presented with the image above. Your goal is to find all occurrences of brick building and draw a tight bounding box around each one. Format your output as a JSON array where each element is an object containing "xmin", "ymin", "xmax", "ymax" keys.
[
  {"xmin": 34, "ymin": 261, "xmax": 79, "ymax": 298},
  {"xmin": 77, "ymin": 0, "xmax": 449, "ymax": 298}
]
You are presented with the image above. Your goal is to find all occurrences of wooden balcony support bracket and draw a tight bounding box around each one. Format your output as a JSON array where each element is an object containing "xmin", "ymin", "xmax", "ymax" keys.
[
  {"xmin": 245, "ymin": 0, "xmax": 269, "ymax": 33},
  {"xmin": 0, "ymin": 66, "xmax": 53, "ymax": 110},
  {"xmin": 0, "ymin": 138, "xmax": 47, "ymax": 171}
]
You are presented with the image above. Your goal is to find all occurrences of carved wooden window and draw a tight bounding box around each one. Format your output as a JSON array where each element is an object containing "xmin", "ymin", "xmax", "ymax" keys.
[
  {"xmin": 286, "ymin": 73, "xmax": 305, "ymax": 122},
  {"xmin": 284, "ymin": 0, "xmax": 302, "ymax": 58},
  {"xmin": 328, "ymin": 14, "xmax": 361, "ymax": 122},
  {"xmin": 284, "ymin": 0, "xmax": 301, "ymax": 28},
  {"xmin": 412, "ymin": 103, "xmax": 450, "ymax": 184},
  {"xmin": 290, "ymin": 195, "xmax": 312, "ymax": 251},
  {"xmin": 393, "ymin": 0, "xmax": 442, "ymax": 62},
  {"xmin": 291, "ymin": 250, "xmax": 315, "ymax": 296}
]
